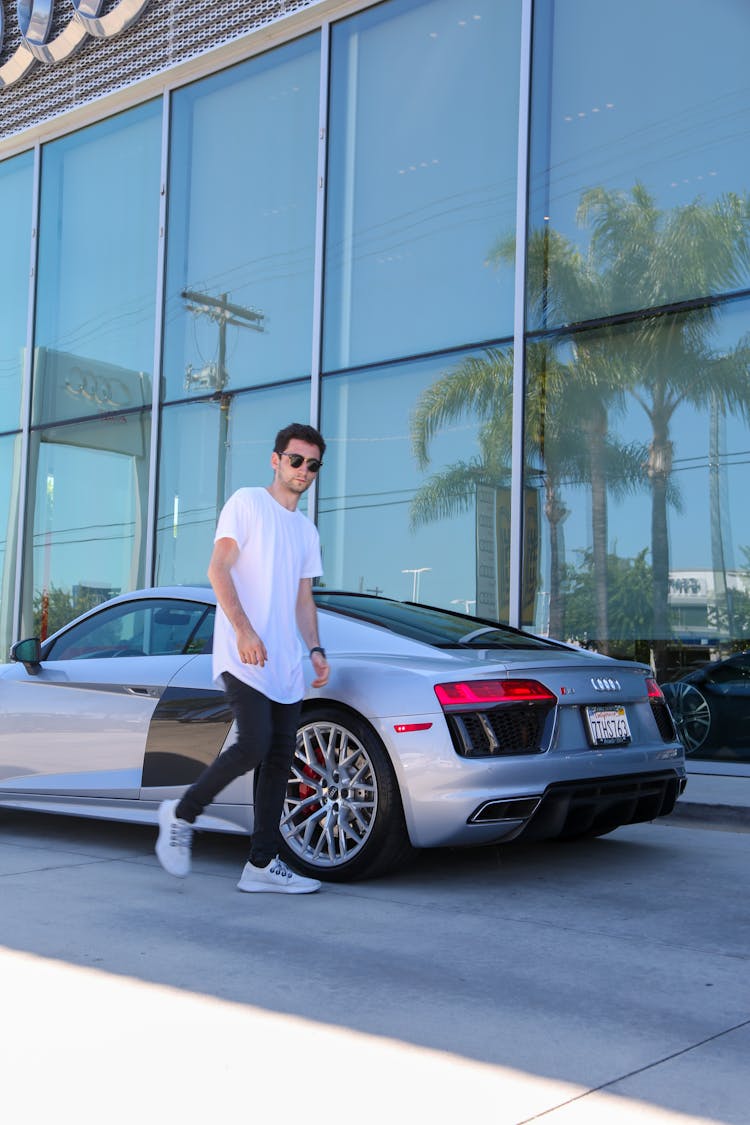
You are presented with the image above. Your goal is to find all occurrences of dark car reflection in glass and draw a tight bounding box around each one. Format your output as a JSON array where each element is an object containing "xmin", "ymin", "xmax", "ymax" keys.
[{"xmin": 661, "ymin": 653, "xmax": 750, "ymax": 760}]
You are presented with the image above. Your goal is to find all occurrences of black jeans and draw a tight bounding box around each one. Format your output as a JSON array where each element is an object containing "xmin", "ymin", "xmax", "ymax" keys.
[{"xmin": 176, "ymin": 673, "xmax": 302, "ymax": 868}]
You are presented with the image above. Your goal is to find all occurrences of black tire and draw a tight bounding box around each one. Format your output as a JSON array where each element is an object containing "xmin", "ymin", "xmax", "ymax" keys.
[{"xmin": 279, "ymin": 706, "xmax": 414, "ymax": 882}]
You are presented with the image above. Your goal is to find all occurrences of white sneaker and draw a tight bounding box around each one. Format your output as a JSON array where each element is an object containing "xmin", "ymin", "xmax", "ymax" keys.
[
  {"xmin": 155, "ymin": 799, "xmax": 193, "ymax": 878},
  {"xmin": 237, "ymin": 856, "xmax": 321, "ymax": 894}
]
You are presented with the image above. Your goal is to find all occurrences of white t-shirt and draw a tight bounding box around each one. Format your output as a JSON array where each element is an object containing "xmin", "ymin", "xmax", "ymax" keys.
[{"xmin": 211, "ymin": 487, "xmax": 323, "ymax": 703}]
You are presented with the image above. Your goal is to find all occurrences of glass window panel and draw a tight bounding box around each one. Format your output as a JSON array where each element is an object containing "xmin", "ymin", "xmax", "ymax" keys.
[
  {"xmin": 323, "ymin": 0, "xmax": 520, "ymax": 371},
  {"xmin": 22, "ymin": 411, "xmax": 151, "ymax": 638},
  {"xmin": 155, "ymin": 382, "xmax": 310, "ymax": 585},
  {"xmin": 188, "ymin": 606, "xmax": 215, "ymax": 654},
  {"xmin": 32, "ymin": 102, "xmax": 161, "ymax": 426},
  {"xmin": 162, "ymin": 36, "xmax": 320, "ymax": 403},
  {"xmin": 47, "ymin": 597, "xmax": 211, "ymax": 659},
  {"xmin": 528, "ymin": 0, "xmax": 750, "ymax": 328},
  {"xmin": 155, "ymin": 400, "xmax": 225, "ymax": 587},
  {"xmin": 0, "ymin": 433, "xmax": 23, "ymax": 660},
  {"xmin": 522, "ymin": 297, "xmax": 750, "ymax": 762},
  {"xmin": 0, "ymin": 151, "xmax": 33, "ymax": 434},
  {"xmin": 318, "ymin": 350, "xmax": 510, "ymax": 618}
]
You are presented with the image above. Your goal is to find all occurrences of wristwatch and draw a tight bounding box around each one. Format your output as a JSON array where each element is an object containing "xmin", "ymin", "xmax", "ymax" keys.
[{"xmin": 309, "ymin": 646, "xmax": 327, "ymax": 659}]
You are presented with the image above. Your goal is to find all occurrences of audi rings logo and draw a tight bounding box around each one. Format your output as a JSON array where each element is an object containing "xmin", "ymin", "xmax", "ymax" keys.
[
  {"xmin": 591, "ymin": 677, "xmax": 622, "ymax": 693},
  {"xmin": 65, "ymin": 368, "xmax": 132, "ymax": 410},
  {"xmin": 0, "ymin": 0, "xmax": 151, "ymax": 91}
]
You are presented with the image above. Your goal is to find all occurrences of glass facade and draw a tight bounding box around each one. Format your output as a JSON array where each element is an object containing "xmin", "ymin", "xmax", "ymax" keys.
[
  {"xmin": 24, "ymin": 413, "xmax": 151, "ymax": 639},
  {"xmin": 32, "ymin": 102, "xmax": 161, "ymax": 426},
  {"xmin": 318, "ymin": 351, "xmax": 498, "ymax": 609},
  {"xmin": 162, "ymin": 36, "xmax": 321, "ymax": 401},
  {"xmin": 323, "ymin": 0, "xmax": 520, "ymax": 370},
  {"xmin": 0, "ymin": 433, "xmax": 22, "ymax": 651},
  {"xmin": 0, "ymin": 151, "xmax": 32, "ymax": 433},
  {"xmin": 155, "ymin": 381, "xmax": 310, "ymax": 585},
  {"xmin": 3, "ymin": 0, "xmax": 750, "ymax": 766},
  {"xmin": 528, "ymin": 0, "xmax": 750, "ymax": 327},
  {"xmin": 523, "ymin": 300, "xmax": 750, "ymax": 660},
  {"xmin": 0, "ymin": 150, "xmax": 33, "ymax": 651},
  {"xmin": 18, "ymin": 102, "xmax": 162, "ymax": 642}
]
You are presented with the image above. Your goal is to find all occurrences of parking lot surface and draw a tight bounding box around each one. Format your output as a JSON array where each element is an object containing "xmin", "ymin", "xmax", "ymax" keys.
[{"xmin": 0, "ymin": 808, "xmax": 747, "ymax": 1124}]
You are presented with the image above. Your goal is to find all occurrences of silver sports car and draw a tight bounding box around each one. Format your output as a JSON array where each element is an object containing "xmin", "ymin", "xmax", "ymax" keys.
[{"xmin": 0, "ymin": 587, "xmax": 686, "ymax": 881}]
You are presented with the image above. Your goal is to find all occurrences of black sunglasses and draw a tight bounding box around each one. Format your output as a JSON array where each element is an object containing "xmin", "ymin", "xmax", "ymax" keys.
[{"xmin": 279, "ymin": 451, "xmax": 323, "ymax": 474}]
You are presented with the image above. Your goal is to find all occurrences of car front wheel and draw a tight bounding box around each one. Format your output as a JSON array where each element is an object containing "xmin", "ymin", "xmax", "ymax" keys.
[{"xmin": 280, "ymin": 706, "xmax": 413, "ymax": 882}]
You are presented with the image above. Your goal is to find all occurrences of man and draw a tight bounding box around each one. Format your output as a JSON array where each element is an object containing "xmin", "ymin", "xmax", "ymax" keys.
[{"xmin": 155, "ymin": 422, "xmax": 329, "ymax": 894}]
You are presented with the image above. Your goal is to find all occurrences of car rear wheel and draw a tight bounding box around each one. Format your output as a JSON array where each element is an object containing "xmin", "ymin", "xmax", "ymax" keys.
[
  {"xmin": 279, "ymin": 706, "xmax": 413, "ymax": 882},
  {"xmin": 661, "ymin": 682, "xmax": 711, "ymax": 754}
]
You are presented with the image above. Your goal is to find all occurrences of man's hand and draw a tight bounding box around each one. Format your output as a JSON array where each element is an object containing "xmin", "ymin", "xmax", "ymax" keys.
[
  {"xmin": 310, "ymin": 649, "xmax": 329, "ymax": 688},
  {"xmin": 236, "ymin": 625, "xmax": 268, "ymax": 667}
]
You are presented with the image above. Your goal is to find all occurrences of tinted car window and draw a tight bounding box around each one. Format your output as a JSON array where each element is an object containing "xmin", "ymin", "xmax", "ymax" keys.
[
  {"xmin": 313, "ymin": 592, "xmax": 561, "ymax": 650},
  {"xmin": 186, "ymin": 607, "xmax": 215, "ymax": 654},
  {"xmin": 46, "ymin": 599, "xmax": 211, "ymax": 660},
  {"xmin": 707, "ymin": 654, "xmax": 750, "ymax": 684}
]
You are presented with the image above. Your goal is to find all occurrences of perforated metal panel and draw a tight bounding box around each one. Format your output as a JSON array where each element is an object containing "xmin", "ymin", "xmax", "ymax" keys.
[{"xmin": 0, "ymin": 0, "xmax": 322, "ymax": 141}]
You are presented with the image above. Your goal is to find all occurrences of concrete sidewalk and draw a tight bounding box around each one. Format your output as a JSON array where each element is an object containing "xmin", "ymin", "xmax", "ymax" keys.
[
  {"xmin": 2, "ymin": 803, "xmax": 748, "ymax": 1125},
  {"xmin": 671, "ymin": 767, "xmax": 750, "ymax": 830}
]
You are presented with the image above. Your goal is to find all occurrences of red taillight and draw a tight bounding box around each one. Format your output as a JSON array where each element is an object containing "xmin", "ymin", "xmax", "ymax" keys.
[
  {"xmin": 645, "ymin": 677, "xmax": 664, "ymax": 701},
  {"xmin": 394, "ymin": 722, "xmax": 433, "ymax": 733},
  {"xmin": 434, "ymin": 679, "xmax": 556, "ymax": 707}
]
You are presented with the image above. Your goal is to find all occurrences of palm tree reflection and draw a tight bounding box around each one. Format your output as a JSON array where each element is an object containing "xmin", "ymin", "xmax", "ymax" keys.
[{"xmin": 411, "ymin": 184, "xmax": 750, "ymax": 675}]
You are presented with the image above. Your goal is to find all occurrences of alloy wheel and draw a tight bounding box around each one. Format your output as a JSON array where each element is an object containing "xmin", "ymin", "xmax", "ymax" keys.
[
  {"xmin": 661, "ymin": 682, "xmax": 711, "ymax": 754},
  {"xmin": 282, "ymin": 716, "xmax": 378, "ymax": 870}
]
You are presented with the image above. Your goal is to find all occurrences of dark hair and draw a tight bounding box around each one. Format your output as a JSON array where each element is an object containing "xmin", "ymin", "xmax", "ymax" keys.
[{"xmin": 274, "ymin": 422, "xmax": 326, "ymax": 459}]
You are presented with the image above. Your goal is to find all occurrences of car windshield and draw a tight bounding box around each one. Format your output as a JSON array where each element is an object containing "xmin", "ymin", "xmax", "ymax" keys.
[{"xmin": 312, "ymin": 592, "xmax": 563, "ymax": 650}]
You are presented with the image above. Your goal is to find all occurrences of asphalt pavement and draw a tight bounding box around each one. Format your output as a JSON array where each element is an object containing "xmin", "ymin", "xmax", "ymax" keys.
[{"xmin": 0, "ymin": 770, "xmax": 747, "ymax": 1125}]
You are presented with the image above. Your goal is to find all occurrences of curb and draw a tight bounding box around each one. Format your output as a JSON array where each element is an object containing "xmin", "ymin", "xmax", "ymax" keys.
[{"xmin": 666, "ymin": 801, "xmax": 750, "ymax": 832}]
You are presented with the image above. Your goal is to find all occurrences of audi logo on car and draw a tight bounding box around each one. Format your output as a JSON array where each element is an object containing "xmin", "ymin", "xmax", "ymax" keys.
[
  {"xmin": 591, "ymin": 677, "xmax": 622, "ymax": 692},
  {"xmin": 0, "ymin": 0, "xmax": 150, "ymax": 90}
]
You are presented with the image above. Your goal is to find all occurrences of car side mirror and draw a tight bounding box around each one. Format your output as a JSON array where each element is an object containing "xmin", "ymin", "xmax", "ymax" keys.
[{"xmin": 10, "ymin": 637, "xmax": 42, "ymax": 674}]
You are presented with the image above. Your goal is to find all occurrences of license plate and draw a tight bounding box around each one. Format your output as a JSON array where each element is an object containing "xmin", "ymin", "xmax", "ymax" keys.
[{"xmin": 584, "ymin": 705, "xmax": 631, "ymax": 746}]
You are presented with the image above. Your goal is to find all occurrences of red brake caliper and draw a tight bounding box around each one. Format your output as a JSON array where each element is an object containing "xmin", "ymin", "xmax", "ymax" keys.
[{"xmin": 297, "ymin": 743, "xmax": 325, "ymax": 813}]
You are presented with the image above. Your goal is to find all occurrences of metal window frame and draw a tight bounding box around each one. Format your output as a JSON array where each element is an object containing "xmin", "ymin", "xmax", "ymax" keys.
[
  {"xmin": 144, "ymin": 90, "xmax": 172, "ymax": 586},
  {"xmin": 307, "ymin": 19, "xmax": 331, "ymax": 523},
  {"xmin": 11, "ymin": 142, "xmax": 41, "ymax": 642},
  {"xmin": 508, "ymin": 0, "xmax": 533, "ymax": 628}
]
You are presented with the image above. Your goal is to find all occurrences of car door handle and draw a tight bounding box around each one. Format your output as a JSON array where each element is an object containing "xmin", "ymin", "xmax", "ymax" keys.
[{"xmin": 126, "ymin": 686, "xmax": 157, "ymax": 697}]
